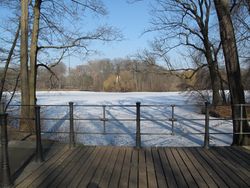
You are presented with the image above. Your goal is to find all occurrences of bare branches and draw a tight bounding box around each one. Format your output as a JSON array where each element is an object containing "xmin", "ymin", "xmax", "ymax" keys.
[
  {"xmin": 71, "ymin": 0, "xmax": 107, "ymax": 15},
  {"xmin": 37, "ymin": 63, "xmax": 59, "ymax": 80},
  {"xmin": 38, "ymin": 26, "xmax": 122, "ymax": 50},
  {"xmin": 0, "ymin": 21, "xmax": 20, "ymax": 103},
  {"xmin": 37, "ymin": 49, "xmax": 67, "ymax": 76},
  {"xmin": 147, "ymin": 0, "xmax": 218, "ymax": 59},
  {"xmin": 5, "ymin": 73, "xmax": 20, "ymax": 111},
  {"xmin": 33, "ymin": 0, "xmax": 122, "ymax": 65}
]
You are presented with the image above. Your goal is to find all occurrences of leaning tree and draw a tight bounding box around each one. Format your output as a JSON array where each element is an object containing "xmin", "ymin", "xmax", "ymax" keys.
[{"xmin": 214, "ymin": 0, "xmax": 249, "ymax": 145}]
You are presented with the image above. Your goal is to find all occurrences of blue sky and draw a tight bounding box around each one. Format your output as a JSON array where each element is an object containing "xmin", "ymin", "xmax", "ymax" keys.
[
  {"xmin": 78, "ymin": 0, "xmax": 185, "ymax": 68},
  {"xmin": 82, "ymin": 0, "xmax": 154, "ymax": 63},
  {"xmin": 0, "ymin": 0, "xmax": 183, "ymax": 68},
  {"xmin": 0, "ymin": 0, "xmax": 153, "ymax": 67}
]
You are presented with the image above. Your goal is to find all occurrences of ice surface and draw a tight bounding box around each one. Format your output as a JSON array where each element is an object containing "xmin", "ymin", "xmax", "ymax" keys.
[{"xmin": 8, "ymin": 91, "xmax": 237, "ymax": 147}]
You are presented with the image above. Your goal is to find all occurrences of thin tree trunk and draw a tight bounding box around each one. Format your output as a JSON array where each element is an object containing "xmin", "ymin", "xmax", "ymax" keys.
[
  {"xmin": 205, "ymin": 50, "xmax": 222, "ymax": 106},
  {"xmin": 214, "ymin": 0, "xmax": 249, "ymax": 145},
  {"xmin": 29, "ymin": 0, "xmax": 42, "ymax": 130},
  {"xmin": 199, "ymin": 35, "xmax": 222, "ymax": 106},
  {"xmin": 20, "ymin": 0, "xmax": 30, "ymax": 131},
  {"xmin": 0, "ymin": 22, "xmax": 20, "ymax": 105},
  {"xmin": 195, "ymin": 0, "xmax": 223, "ymax": 106},
  {"xmin": 213, "ymin": 46, "xmax": 227, "ymax": 104}
]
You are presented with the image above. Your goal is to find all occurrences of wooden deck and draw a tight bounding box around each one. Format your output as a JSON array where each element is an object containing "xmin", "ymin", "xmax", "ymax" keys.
[{"xmin": 13, "ymin": 145, "xmax": 250, "ymax": 188}]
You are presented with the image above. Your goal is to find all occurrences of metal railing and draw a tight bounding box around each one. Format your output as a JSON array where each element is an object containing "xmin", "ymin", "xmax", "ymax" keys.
[
  {"xmin": 4, "ymin": 102, "xmax": 250, "ymax": 146},
  {"xmin": 1, "ymin": 101, "xmax": 250, "ymax": 186}
]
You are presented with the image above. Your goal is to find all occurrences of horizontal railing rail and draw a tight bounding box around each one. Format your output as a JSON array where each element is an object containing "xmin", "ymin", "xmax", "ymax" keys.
[
  {"xmin": 1, "ymin": 102, "xmax": 250, "ymax": 187},
  {"xmin": 4, "ymin": 102, "xmax": 250, "ymax": 143}
]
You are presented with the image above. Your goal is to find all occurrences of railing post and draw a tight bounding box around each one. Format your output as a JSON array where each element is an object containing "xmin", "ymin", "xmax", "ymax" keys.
[
  {"xmin": 240, "ymin": 104, "xmax": 243, "ymax": 136},
  {"xmin": 35, "ymin": 106, "xmax": 44, "ymax": 162},
  {"xmin": 69, "ymin": 102, "xmax": 75, "ymax": 148},
  {"xmin": 136, "ymin": 102, "xmax": 141, "ymax": 149},
  {"xmin": 171, "ymin": 105, "xmax": 175, "ymax": 135},
  {"xmin": 0, "ymin": 102, "xmax": 5, "ymax": 113},
  {"xmin": 204, "ymin": 102, "xmax": 210, "ymax": 149},
  {"xmin": 0, "ymin": 113, "xmax": 12, "ymax": 187},
  {"xmin": 103, "ymin": 105, "xmax": 106, "ymax": 134}
]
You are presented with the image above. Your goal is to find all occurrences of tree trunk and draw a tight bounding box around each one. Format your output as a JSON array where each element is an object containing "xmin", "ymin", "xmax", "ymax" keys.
[
  {"xmin": 0, "ymin": 22, "xmax": 20, "ymax": 106},
  {"xmin": 194, "ymin": 0, "xmax": 223, "ymax": 106},
  {"xmin": 29, "ymin": 0, "xmax": 42, "ymax": 130},
  {"xmin": 204, "ymin": 48, "xmax": 222, "ymax": 106},
  {"xmin": 203, "ymin": 33, "xmax": 222, "ymax": 106},
  {"xmin": 214, "ymin": 0, "xmax": 250, "ymax": 145},
  {"xmin": 20, "ymin": 0, "xmax": 30, "ymax": 131}
]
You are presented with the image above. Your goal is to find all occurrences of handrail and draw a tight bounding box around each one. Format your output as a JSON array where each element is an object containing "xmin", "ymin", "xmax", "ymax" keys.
[
  {"xmin": 2, "ymin": 102, "xmax": 249, "ymax": 187},
  {"xmin": 5, "ymin": 102, "xmax": 250, "ymax": 149}
]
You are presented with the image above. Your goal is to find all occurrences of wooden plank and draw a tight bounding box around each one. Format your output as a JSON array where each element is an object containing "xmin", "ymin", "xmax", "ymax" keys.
[
  {"xmin": 98, "ymin": 147, "xmax": 120, "ymax": 188},
  {"xmin": 206, "ymin": 148, "xmax": 249, "ymax": 187},
  {"xmin": 68, "ymin": 146, "xmax": 102, "ymax": 187},
  {"xmin": 196, "ymin": 148, "xmax": 239, "ymax": 188},
  {"xmin": 78, "ymin": 147, "xmax": 108, "ymax": 187},
  {"xmin": 49, "ymin": 147, "xmax": 90, "ymax": 188},
  {"xmin": 177, "ymin": 148, "xmax": 208, "ymax": 188},
  {"xmin": 87, "ymin": 147, "xmax": 114, "ymax": 188},
  {"xmin": 214, "ymin": 147, "xmax": 250, "ymax": 178},
  {"xmin": 145, "ymin": 148, "xmax": 158, "ymax": 188},
  {"xmin": 38, "ymin": 147, "xmax": 82, "ymax": 187},
  {"xmin": 108, "ymin": 148, "xmax": 126, "ymax": 187},
  {"xmin": 129, "ymin": 149, "xmax": 138, "ymax": 188},
  {"xmin": 15, "ymin": 146, "xmax": 69, "ymax": 188},
  {"xmin": 14, "ymin": 144, "xmax": 66, "ymax": 186},
  {"xmin": 164, "ymin": 148, "xmax": 187, "ymax": 187},
  {"xmin": 119, "ymin": 148, "xmax": 132, "ymax": 188},
  {"xmin": 228, "ymin": 147, "xmax": 250, "ymax": 165},
  {"xmin": 157, "ymin": 148, "xmax": 177, "ymax": 188},
  {"xmin": 211, "ymin": 148, "xmax": 250, "ymax": 185},
  {"xmin": 182, "ymin": 148, "xmax": 218, "ymax": 188},
  {"xmin": 56, "ymin": 146, "xmax": 95, "ymax": 187},
  {"xmin": 14, "ymin": 146, "xmax": 250, "ymax": 188},
  {"xmin": 28, "ymin": 147, "xmax": 75, "ymax": 187},
  {"xmin": 138, "ymin": 149, "xmax": 147, "ymax": 188},
  {"xmin": 233, "ymin": 146, "xmax": 250, "ymax": 155},
  {"xmin": 188, "ymin": 147, "xmax": 227, "ymax": 187},
  {"xmin": 151, "ymin": 148, "xmax": 168, "ymax": 188},
  {"xmin": 171, "ymin": 148, "xmax": 198, "ymax": 188}
]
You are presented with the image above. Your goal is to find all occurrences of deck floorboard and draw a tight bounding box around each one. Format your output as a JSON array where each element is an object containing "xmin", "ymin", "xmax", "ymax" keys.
[{"xmin": 13, "ymin": 146, "xmax": 250, "ymax": 188}]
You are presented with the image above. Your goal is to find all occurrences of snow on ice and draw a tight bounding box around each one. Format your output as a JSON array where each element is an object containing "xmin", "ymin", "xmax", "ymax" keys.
[{"xmin": 8, "ymin": 91, "xmax": 240, "ymax": 147}]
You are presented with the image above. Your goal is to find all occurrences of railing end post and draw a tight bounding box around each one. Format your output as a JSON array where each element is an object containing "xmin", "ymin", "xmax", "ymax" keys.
[
  {"xmin": 69, "ymin": 102, "xmax": 75, "ymax": 148},
  {"xmin": 0, "ymin": 113, "xmax": 13, "ymax": 186},
  {"xmin": 171, "ymin": 104, "xmax": 175, "ymax": 135},
  {"xmin": 204, "ymin": 101, "xmax": 210, "ymax": 149},
  {"xmin": 136, "ymin": 102, "xmax": 141, "ymax": 149},
  {"xmin": 35, "ymin": 105, "xmax": 44, "ymax": 162}
]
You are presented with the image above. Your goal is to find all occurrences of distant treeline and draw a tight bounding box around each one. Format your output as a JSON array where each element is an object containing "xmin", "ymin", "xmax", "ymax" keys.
[{"xmin": 1, "ymin": 58, "xmax": 250, "ymax": 92}]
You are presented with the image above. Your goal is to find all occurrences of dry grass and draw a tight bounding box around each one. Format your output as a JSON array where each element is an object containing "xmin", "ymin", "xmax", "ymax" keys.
[
  {"xmin": 5, "ymin": 126, "xmax": 34, "ymax": 141},
  {"xmin": 209, "ymin": 105, "xmax": 250, "ymax": 118}
]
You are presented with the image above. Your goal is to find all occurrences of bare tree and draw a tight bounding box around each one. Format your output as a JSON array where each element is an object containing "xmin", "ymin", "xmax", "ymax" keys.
[
  {"xmin": 20, "ymin": 0, "xmax": 30, "ymax": 131},
  {"xmin": 0, "ymin": 22, "xmax": 20, "ymax": 106},
  {"xmin": 28, "ymin": 0, "xmax": 42, "ymax": 130},
  {"xmin": 214, "ymin": 0, "xmax": 249, "ymax": 145},
  {"xmin": 16, "ymin": 0, "xmax": 121, "ymax": 130},
  {"xmin": 148, "ymin": 0, "xmax": 224, "ymax": 105},
  {"xmin": 231, "ymin": 0, "xmax": 250, "ymax": 63}
]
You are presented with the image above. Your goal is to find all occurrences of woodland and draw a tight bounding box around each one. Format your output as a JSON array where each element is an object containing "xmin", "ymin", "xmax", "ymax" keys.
[{"xmin": 0, "ymin": 0, "xmax": 250, "ymax": 145}]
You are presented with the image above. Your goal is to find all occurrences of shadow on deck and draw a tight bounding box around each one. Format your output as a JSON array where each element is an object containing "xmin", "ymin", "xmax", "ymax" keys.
[{"xmin": 12, "ymin": 145, "xmax": 250, "ymax": 188}]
